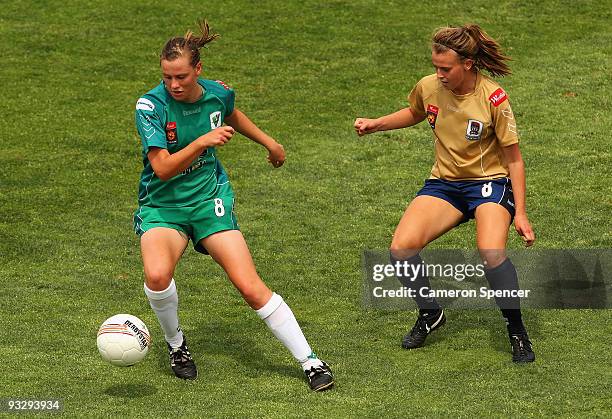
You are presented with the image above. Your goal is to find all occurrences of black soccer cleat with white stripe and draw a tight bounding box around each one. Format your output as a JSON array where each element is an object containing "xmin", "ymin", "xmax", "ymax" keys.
[
  {"xmin": 401, "ymin": 309, "xmax": 446, "ymax": 349},
  {"xmin": 167, "ymin": 337, "xmax": 198, "ymax": 380},
  {"xmin": 510, "ymin": 333, "xmax": 535, "ymax": 363},
  {"xmin": 304, "ymin": 361, "xmax": 334, "ymax": 391}
]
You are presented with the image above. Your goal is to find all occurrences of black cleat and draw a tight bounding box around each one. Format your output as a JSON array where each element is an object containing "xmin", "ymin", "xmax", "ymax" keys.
[
  {"xmin": 304, "ymin": 361, "xmax": 334, "ymax": 391},
  {"xmin": 510, "ymin": 333, "xmax": 535, "ymax": 363},
  {"xmin": 402, "ymin": 309, "xmax": 446, "ymax": 349},
  {"xmin": 167, "ymin": 338, "xmax": 198, "ymax": 380}
]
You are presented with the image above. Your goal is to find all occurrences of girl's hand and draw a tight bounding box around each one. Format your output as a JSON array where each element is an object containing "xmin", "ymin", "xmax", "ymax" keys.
[
  {"xmin": 514, "ymin": 213, "xmax": 535, "ymax": 247},
  {"xmin": 267, "ymin": 142, "xmax": 285, "ymax": 168},
  {"xmin": 197, "ymin": 126, "xmax": 235, "ymax": 148},
  {"xmin": 354, "ymin": 118, "xmax": 381, "ymax": 136}
]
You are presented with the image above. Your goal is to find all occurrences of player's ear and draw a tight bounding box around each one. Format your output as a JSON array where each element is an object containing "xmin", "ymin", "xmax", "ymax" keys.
[
  {"xmin": 464, "ymin": 58, "xmax": 475, "ymax": 71},
  {"xmin": 195, "ymin": 61, "xmax": 202, "ymax": 76}
]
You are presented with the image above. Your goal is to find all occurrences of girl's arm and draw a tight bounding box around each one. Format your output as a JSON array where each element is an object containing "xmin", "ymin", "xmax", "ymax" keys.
[
  {"xmin": 148, "ymin": 126, "xmax": 235, "ymax": 181},
  {"xmin": 225, "ymin": 109, "xmax": 285, "ymax": 168},
  {"xmin": 503, "ymin": 143, "xmax": 536, "ymax": 247},
  {"xmin": 354, "ymin": 108, "xmax": 426, "ymax": 136}
]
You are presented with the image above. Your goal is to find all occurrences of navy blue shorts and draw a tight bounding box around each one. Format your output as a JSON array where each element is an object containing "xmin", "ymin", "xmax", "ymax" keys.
[{"xmin": 416, "ymin": 178, "xmax": 515, "ymax": 223}]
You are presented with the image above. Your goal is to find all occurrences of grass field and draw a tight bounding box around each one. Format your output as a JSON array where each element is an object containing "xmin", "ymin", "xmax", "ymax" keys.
[{"xmin": 1, "ymin": 0, "xmax": 611, "ymax": 417}]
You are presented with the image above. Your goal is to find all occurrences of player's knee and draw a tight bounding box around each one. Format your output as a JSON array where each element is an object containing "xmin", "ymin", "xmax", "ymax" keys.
[
  {"xmin": 239, "ymin": 289, "xmax": 264, "ymax": 308},
  {"xmin": 390, "ymin": 238, "xmax": 424, "ymax": 259},
  {"xmin": 479, "ymin": 249, "xmax": 507, "ymax": 269},
  {"xmin": 144, "ymin": 268, "xmax": 174, "ymax": 291},
  {"xmin": 239, "ymin": 284, "xmax": 270, "ymax": 309}
]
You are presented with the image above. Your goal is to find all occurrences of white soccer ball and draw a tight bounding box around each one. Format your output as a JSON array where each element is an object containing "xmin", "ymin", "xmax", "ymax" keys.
[{"xmin": 97, "ymin": 314, "xmax": 151, "ymax": 367}]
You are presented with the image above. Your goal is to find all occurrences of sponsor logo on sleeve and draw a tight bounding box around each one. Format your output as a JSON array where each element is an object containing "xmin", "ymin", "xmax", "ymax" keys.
[
  {"xmin": 426, "ymin": 104, "xmax": 439, "ymax": 129},
  {"xmin": 210, "ymin": 111, "xmax": 222, "ymax": 129},
  {"xmin": 136, "ymin": 98, "xmax": 155, "ymax": 111},
  {"xmin": 466, "ymin": 119, "xmax": 484, "ymax": 141},
  {"xmin": 488, "ymin": 88, "xmax": 508, "ymax": 107},
  {"xmin": 215, "ymin": 80, "xmax": 231, "ymax": 90},
  {"xmin": 165, "ymin": 122, "xmax": 178, "ymax": 144}
]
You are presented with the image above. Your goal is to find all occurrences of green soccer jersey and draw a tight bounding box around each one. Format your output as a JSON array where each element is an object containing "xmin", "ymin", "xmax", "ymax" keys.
[{"xmin": 134, "ymin": 79, "xmax": 235, "ymax": 207}]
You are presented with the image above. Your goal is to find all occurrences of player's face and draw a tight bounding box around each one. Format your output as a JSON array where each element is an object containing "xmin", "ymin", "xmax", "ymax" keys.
[
  {"xmin": 432, "ymin": 49, "xmax": 474, "ymax": 93},
  {"xmin": 161, "ymin": 55, "xmax": 202, "ymax": 102}
]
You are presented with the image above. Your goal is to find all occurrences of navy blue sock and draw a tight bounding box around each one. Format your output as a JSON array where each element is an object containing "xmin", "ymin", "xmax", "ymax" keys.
[
  {"xmin": 485, "ymin": 258, "xmax": 526, "ymax": 335},
  {"xmin": 390, "ymin": 252, "xmax": 441, "ymax": 314}
]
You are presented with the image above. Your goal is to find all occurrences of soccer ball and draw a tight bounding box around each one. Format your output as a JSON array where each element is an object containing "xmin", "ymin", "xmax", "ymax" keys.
[{"xmin": 97, "ymin": 314, "xmax": 151, "ymax": 367}]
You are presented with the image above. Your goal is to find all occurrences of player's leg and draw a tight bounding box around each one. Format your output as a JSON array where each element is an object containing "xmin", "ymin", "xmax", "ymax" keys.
[
  {"xmin": 474, "ymin": 202, "xmax": 511, "ymax": 267},
  {"xmin": 200, "ymin": 230, "xmax": 334, "ymax": 391},
  {"xmin": 140, "ymin": 227, "xmax": 198, "ymax": 378},
  {"xmin": 475, "ymin": 203, "xmax": 534, "ymax": 362},
  {"xmin": 391, "ymin": 195, "xmax": 464, "ymax": 311},
  {"xmin": 391, "ymin": 195, "xmax": 464, "ymax": 349},
  {"xmin": 391, "ymin": 195, "xmax": 464, "ymax": 256},
  {"xmin": 199, "ymin": 230, "xmax": 271, "ymax": 309},
  {"xmin": 141, "ymin": 227, "xmax": 187, "ymax": 291}
]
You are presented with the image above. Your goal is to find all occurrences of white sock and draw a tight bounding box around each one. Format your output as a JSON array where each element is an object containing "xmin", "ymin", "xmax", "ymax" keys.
[
  {"xmin": 301, "ymin": 356, "xmax": 324, "ymax": 371},
  {"xmin": 256, "ymin": 293, "xmax": 318, "ymax": 366},
  {"xmin": 144, "ymin": 279, "xmax": 184, "ymax": 348}
]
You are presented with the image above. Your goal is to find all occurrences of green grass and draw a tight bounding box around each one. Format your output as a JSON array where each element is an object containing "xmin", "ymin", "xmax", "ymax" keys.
[{"xmin": 1, "ymin": 0, "xmax": 611, "ymax": 417}]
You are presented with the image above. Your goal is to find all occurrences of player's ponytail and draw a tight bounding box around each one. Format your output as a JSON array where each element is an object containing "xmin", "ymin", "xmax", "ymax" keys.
[
  {"xmin": 432, "ymin": 24, "xmax": 511, "ymax": 77},
  {"xmin": 464, "ymin": 24, "xmax": 511, "ymax": 77},
  {"xmin": 160, "ymin": 20, "xmax": 220, "ymax": 67}
]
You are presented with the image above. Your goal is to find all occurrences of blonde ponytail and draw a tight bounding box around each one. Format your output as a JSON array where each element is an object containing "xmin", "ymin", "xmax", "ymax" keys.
[
  {"xmin": 160, "ymin": 20, "xmax": 220, "ymax": 67},
  {"xmin": 432, "ymin": 24, "xmax": 511, "ymax": 77}
]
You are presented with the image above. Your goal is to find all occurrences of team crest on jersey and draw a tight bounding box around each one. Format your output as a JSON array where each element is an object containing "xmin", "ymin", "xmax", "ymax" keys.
[
  {"xmin": 210, "ymin": 111, "xmax": 222, "ymax": 129},
  {"xmin": 488, "ymin": 88, "xmax": 508, "ymax": 107},
  {"xmin": 426, "ymin": 104, "xmax": 439, "ymax": 129},
  {"xmin": 466, "ymin": 119, "xmax": 484, "ymax": 141},
  {"xmin": 166, "ymin": 122, "xmax": 178, "ymax": 144}
]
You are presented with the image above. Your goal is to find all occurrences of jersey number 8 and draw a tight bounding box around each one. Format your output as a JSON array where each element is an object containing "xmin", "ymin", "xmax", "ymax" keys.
[
  {"xmin": 481, "ymin": 182, "xmax": 493, "ymax": 198},
  {"xmin": 214, "ymin": 198, "xmax": 225, "ymax": 217}
]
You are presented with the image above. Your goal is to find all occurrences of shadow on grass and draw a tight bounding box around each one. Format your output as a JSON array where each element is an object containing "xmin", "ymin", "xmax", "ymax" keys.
[
  {"xmin": 439, "ymin": 309, "xmax": 541, "ymax": 354},
  {"xmin": 150, "ymin": 318, "xmax": 303, "ymax": 381},
  {"xmin": 198, "ymin": 318, "xmax": 304, "ymax": 380},
  {"xmin": 360, "ymin": 308, "xmax": 542, "ymax": 357},
  {"xmin": 485, "ymin": 309, "xmax": 541, "ymax": 354},
  {"xmin": 104, "ymin": 383, "xmax": 157, "ymax": 398}
]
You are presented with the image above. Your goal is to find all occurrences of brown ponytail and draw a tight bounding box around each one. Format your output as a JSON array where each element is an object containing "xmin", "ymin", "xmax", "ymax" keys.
[
  {"xmin": 160, "ymin": 20, "xmax": 220, "ymax": 67},
  {"xmin": 432, "ymin": 24, "xmax": 511, "ymax": 77}
]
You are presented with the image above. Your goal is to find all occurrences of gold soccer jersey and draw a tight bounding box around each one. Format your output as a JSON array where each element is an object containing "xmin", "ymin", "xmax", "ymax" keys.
[{"xmin": 408, "ymin": 73, "xmax": 518, "ymax": 180}]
